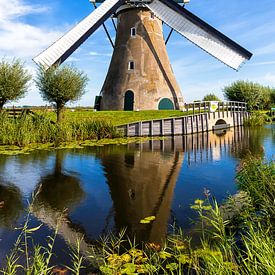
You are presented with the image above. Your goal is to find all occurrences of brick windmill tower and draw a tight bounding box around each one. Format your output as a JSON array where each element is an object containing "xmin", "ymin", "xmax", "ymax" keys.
[{"xmin": 34, "ymin": 0, "xmax": 252, "ymax": 111}]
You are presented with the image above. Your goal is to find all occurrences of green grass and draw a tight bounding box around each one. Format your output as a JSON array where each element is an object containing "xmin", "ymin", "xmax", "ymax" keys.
[{"xmin": 36, "ymin": 109, "xmax": 188, "ymax": 125}]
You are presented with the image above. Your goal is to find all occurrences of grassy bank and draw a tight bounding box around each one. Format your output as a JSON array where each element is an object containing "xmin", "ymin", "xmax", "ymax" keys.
[
  {"xmin": 0, "ymin": 111, "xmax": 119, "ymax": 147},
  {"xmin": 1, "ymin": 157, "xmax": 274, "ymax": 274},
  {"xmin": 36, "ymin": 109, "xmax": 186, "ymax": 125}
]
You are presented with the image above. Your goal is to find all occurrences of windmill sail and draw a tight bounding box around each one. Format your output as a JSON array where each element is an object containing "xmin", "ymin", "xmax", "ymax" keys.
[
  {"xmin": 146, "ymin": 0, "xmax": 252, "ymax": 70},
  {"xmin": 33, "ymin": 0, "xmax": 124, "ymax": 69}
]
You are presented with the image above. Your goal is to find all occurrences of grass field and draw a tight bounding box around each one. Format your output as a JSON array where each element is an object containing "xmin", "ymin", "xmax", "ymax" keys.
[{"xmin": 37, "ymin": 109, "xmax": 187, "ymax": 125}]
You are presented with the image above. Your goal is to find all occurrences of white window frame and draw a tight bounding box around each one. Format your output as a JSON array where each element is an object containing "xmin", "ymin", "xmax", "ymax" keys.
[
  {"xmin": 128, "ymin": 61, "xmax": 135, "ymax": 70},
  {"xmin": 130, "ymin": 27, "xmax": 136, "ymax": 37}
]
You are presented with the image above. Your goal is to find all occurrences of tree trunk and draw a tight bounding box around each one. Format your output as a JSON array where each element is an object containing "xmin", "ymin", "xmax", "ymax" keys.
[
  {"xmin": 56, "ymin": 105, "xmax": 64, "ymax": 123},
  {"xmin": 0, "ymin": 101, "xmax": 4, "ymax": 110}
]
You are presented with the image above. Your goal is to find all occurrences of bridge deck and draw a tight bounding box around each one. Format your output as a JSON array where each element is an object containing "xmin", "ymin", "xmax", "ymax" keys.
[{"xmin": 118, "ymin": 101, "xmax": 248, "ymax": 137}]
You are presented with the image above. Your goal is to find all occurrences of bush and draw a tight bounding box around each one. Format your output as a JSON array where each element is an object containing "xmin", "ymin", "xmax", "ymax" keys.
[
  {"xmin": 244, "ymin": 111, "xmax": 272, "ymax": 126},
  {"xmin": 0, "ymin": 59, "xmax": 31, "ymax": 109},
  {"xmin": 202, "ymin": 93, "xmax": 221, "ymax": 101},
  {"xmin": 223, "ymin": 81, "xmax": 274, "ymax": 110}
]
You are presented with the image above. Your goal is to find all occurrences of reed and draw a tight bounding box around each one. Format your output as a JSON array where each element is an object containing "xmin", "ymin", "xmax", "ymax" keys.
[
  {"xmin": 244, "ymin": 111, "xmax": 272, "ymax": 126},
  {"xmin": 0, "ymin": 112, "xmax": 119, "ymax": 146}
]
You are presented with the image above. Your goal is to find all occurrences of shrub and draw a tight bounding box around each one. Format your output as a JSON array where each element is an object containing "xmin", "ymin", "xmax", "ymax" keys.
[
  {"xmin": 0, "ymin": 59, "xmax": 31, "ymax": 109},
  {"xmin": 223, "ymin": 81, "xmax": 274, "ymax": 110}
]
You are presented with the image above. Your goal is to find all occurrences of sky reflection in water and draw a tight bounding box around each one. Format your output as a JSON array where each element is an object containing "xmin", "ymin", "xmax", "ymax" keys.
[{"xmin": 0, "ymin": 125, "xmax": 274, "ymax": 264}]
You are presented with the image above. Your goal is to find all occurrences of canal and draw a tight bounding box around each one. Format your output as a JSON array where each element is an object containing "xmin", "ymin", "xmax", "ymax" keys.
[{"xmin": 0, "ymin": 125, "xmax": 274, "ymax": 265}]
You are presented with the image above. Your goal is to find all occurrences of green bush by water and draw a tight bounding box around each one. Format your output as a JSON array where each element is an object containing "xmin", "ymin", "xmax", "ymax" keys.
[{"xmin": 244, "ymin": 111, "xmax": 272, "ymax": 126}]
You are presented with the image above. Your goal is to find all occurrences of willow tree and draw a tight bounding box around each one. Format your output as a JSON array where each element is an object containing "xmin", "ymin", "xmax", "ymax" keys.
[
  {"xmin": 36, "ymin": 65, "xmax": 88, "ymax": 122},
  {"xmin": 0, "ymin": 59, "xmax": 31, "ymax": 109},
  {"xmin": 223, "ymin": 81, "xmax": 274, "ymax": 110}
]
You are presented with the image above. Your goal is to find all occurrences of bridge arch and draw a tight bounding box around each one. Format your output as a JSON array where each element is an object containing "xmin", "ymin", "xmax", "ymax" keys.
[{"xmin": 215, "ymin": 119, "xmax": 227, "ymax": 125}]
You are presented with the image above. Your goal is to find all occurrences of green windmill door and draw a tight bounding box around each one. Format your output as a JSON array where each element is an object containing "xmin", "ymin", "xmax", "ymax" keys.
[
  {"xmin": 158, "ymin": 98, "xmax": 174, "ymax": 110},
  {"xmin": 124, "ymin": 91, "xmax": 134, "ymax": 111}
]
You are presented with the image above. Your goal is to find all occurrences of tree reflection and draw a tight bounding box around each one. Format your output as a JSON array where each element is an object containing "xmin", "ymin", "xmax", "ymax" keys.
[
  {"xmin": 33, "ymin": 150, "xmax": 84, "ymax": 211},
  {"xmin": 30, "ymin": 150, "xmax": 90, "ymax": 253},
  {"xmin": 0, "ymin": 183, "xmax": 23, "ymax": 228}
]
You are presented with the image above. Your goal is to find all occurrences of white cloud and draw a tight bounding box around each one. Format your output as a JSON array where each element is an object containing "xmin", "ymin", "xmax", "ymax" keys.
[
  {"xmin": 0, "ymin": 0, "xmax": 63, "ymax": 58},
  {"xmin": 0, "ymin": 0, "xmax": 48, "ymax": 21},
  {"xmin": 249, "ymin": 60, "xmax": 275, "ymax": 66},
  {"xmin": 254, "ymin": 42, "xmax": 275, "ymax": 56},
  {"xmin": 88, "ymin": 51, "xmax": 112, "ymax": 57}
]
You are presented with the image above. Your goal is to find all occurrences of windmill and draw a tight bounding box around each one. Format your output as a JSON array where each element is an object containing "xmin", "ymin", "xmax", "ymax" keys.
[{"xmin": 33, "ymin": 0, "xmax": 252, "ymax": 111}]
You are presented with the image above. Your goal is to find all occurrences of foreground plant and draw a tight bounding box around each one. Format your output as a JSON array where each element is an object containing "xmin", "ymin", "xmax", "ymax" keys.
[{"xmin": 2, "ymin": 214, "xmax": 58, "ymax": 275}]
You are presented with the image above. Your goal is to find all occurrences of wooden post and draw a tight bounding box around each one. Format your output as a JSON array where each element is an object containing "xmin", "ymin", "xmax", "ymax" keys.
[
  {"xmin": 126, "ymin": 124, "xmax": 129, "ymax": 137},
  {"xmin": 226, "ymin": 102, "xmax": 229, "ymax": 117},
  {"xmin": 151, "ymin": 120, "xmax": 154, "ymax": 136},
  {"xmin": 204, "ymin": 102, "xmax": 206, "ymax": 113},
  {"xmin": 139, "ymin": 121, "xmax": 142, "ymax": 136},
  {"xmin": 201, "ymin": 114, "xmax": 204, "ymax": 132},
  {"xmin": 161, "ymin": 119, "xmax": 164, "ymax": 136},
  {"xmin": 192, "ymin": 103, "xmax": 195, "ymax": 115},
  {"xmin": 172, "ymin": 118, "xmax": 175, "ymax": 136},
  {"xmin": 218, "ymin": 102, "xmax": 220, "ymax": 118}
]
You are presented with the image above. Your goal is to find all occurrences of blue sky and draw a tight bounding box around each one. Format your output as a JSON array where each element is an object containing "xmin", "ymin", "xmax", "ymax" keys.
[{"xmin": 1, "ymin": 0, "xmax": 275, "ymax": 106}]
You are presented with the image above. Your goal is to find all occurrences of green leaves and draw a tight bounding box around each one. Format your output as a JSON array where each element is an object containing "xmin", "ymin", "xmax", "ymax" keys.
[
  {"xmin": 139, "ymin": 216, "xmax": 156, "ymax": 224},
  {"xmin": 0, "ymin": 59, "xmax": 31, "ymax": 109},
  {"xmin": 36, "ymin": 65, "xmax": 88, "ymax": 122},
  {"xmin": 202, "ymin": 93, "xmax": 221, "ymax": 102},
  {"xmin": 25, "ymin": 224, "xmax": 43, "ymax": 234},
  {"xmin": 190, "ymin": 199, "xmax": 212, "ymax": 211},
  {"xmin": 223, "ymin": 80, "xmax": 275, "ymax": 110}
]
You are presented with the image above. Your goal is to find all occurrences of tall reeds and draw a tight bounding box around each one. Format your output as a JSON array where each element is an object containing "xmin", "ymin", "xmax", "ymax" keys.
[{"xmin": 0, "ymin": 112, "xmax": 119, "ymax": 146}]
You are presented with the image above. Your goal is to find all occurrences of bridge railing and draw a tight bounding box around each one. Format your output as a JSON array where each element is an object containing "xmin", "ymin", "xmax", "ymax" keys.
[{"xmin": 183, "ymin": 101, "xmax": 247, "ymax": 115}]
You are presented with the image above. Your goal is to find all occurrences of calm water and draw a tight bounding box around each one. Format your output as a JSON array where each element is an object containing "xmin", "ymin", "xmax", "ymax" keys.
[{"xmin": 0, "ymin": 125, "xmax": 274, "ymax": 265}]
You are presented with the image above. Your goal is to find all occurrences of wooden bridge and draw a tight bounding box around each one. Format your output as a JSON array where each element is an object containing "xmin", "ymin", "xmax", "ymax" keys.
[{"xmin": 118, "ymin": 101, "xmax": 249, "ymax": 137}]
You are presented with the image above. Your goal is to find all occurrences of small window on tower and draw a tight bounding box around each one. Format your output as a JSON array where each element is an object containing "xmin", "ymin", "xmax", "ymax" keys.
[
  {"xmin": 130, "ymin": 27, "xmax": 136, "ymax": 37},
  {"xmin": 128, "ymin": 61, "xmax": 135, "ymax": 70}
]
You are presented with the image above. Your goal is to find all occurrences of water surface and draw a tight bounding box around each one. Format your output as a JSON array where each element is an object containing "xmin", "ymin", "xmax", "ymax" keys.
[{"xmin": 0, "ymin": 125, "xmax": 274, "ymax": 265}]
